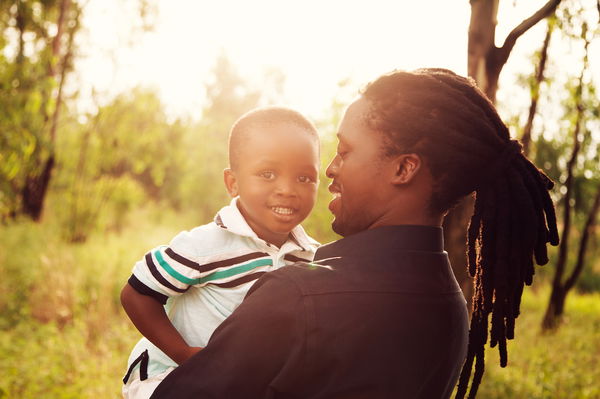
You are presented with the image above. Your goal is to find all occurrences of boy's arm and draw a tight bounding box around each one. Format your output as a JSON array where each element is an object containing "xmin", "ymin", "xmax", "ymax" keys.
[{"xmin": 121, "ymin": 283, "xmax": 201, "ymax": 365}]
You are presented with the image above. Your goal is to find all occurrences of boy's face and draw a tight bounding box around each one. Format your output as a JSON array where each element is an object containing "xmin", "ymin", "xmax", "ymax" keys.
[{"xmin": 224, "ymin": 123, "xmax": 319, "ymax": 247}]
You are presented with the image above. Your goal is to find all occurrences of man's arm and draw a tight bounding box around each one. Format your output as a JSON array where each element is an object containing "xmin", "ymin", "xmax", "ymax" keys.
[
  {"xmin": 121, "ymin": 283, "xmax": 201, "ymax": 364},
  {"xmin": 150, "ymin": 272, "xmax": 306, "ymax": 399}
]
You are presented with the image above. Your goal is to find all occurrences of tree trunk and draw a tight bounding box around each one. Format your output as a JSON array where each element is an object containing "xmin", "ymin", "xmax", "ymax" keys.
[
  {"xmin": 542, "ymin": 285, "xmax": 566, "ymax": 329},
  {"xmin": 21, "ymin": 156, "xmax": 55, "ymax": 220},
  {"xmin": 21, "ymin": 0, "xmax": 72, "ymax": 221},
  {"xmin": 467, "ymin": 0, "xmax": 561, "ymax": 101},
  {"xmin": 564, "ymin": 186, "xmax": 600, "ymax": 292},
  {"xmin": 543, "ymin": 183, "xmax": 600, "ymax": 331},
  {"xmin": 467, "ymin": 0, "xmax": 499, "ymax": 98}
]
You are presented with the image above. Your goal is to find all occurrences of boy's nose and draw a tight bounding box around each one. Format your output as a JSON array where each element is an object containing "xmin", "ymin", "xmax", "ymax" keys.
[{"xmin": 275, "ymin": 179, "xmax": 297, "ymax": 196}]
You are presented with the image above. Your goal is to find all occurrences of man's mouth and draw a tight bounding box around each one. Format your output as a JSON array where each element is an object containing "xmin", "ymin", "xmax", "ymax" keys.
[
  {"xmin": 328, "ymin": 182, "xmax": 342, "ymax": 196},
  {"xmin": 328, "ymin": 183, "xmax": 342, "ymax": 213}
]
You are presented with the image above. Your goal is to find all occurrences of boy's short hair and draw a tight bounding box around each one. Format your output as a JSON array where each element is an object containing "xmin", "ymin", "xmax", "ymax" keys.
[{"xmin": 228, "ymin": 106, "xmax": 319, "ymax": 170}]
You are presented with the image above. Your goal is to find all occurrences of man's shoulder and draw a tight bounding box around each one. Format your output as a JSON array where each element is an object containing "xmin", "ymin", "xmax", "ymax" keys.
[{"xmin": 250, "ymin": 259, "xmax": 339, "ymax": 297}]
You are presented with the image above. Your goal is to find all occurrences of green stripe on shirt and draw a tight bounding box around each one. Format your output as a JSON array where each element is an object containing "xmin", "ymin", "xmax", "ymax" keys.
[
  {"xmin": 199, "ymin": 258, "xmax": 272, "ymax": 284},
  {"xmin": 154, "ymin": 250, "xmax": 272, "ymax": 286}
]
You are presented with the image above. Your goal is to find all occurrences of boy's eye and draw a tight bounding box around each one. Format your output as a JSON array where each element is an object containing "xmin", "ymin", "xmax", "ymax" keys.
[
  {"xmin": 298, "ymin": 175, "xmax": 314, "ymax": 183},
  {"xmin": 259, "ymin": 171, "xmax": 275, "ymax": 180}
]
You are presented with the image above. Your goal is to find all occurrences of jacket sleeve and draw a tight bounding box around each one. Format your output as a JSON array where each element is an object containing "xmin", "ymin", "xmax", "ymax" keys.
[{"xmin": 150, "ymin": 271, "xmax": 307, "ymax": 399}]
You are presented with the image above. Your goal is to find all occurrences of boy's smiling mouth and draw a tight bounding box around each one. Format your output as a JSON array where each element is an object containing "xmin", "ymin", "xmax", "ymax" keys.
[{"xmin": 272, "ymin": 206, "xmax": 295, "ymax": 215}]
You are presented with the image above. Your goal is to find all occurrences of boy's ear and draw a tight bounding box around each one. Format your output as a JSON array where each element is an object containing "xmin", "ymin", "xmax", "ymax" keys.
[
  {"xmin": 223, "ymin": 168, "xmax": 239, "ymax": 197},
  {"xmin": 390, "ymin": 153, "xmax": 422, "ymax": 185}
]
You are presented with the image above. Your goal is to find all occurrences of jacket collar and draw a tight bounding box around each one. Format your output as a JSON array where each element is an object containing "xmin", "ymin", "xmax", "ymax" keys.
[{"xmin": 315, "ymin": 225, "xmax": 444, "ymax": 261}]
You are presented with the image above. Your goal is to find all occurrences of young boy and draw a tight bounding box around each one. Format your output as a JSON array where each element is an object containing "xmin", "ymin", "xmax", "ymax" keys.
[{"xmin": 121, "ymin": 107, "xmax": 321, "ymax": 398}]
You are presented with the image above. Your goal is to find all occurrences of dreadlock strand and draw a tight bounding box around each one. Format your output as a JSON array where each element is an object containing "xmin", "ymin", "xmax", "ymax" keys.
[
  {"xmin": 457, "ymin": 183, "xmax": 499, "ymax": 399},
  {"xmin": 489, "ymin": 176, "xmax": 511, "ymax": 351},
  {"xmin": 524, "ymin": 160, "xmax": 559, "ymax": 247},
  {"xmin": 505, "ymin": 168, "xmax": 534, "ymax": 338},
  {"xmin": 480, "ymin": 209, "xmax": 496, "ymax": 314},
  {"xmin": 456, "ymin": 307, "xmax": 489, "ymax": 399},
  {"xmin": 467, "ymin": 347, "xmax": 487, "ymax": 399},
  {"xmin": 520, "ymin": 164, "xmax": 552, "ymax": 265},
  {"xmin": 467, "ymin": 193, "xmax": 485, "ymax": 277},
  {"xmin": 498, "ymin": 335, "xmax": 508, "ymax": 367},
  {"xmin": 511, "ymin": 169, "xmax": 538, "ymax": 279}
]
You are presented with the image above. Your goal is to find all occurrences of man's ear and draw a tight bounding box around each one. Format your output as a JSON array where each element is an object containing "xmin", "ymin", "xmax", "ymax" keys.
[
  {"xmin": 224, "ymin": 168, "xmax": 239, "ymax": 197},
  {"xmin": 391, "ymin": 154, "xmax": 422, "ymax": 185}
]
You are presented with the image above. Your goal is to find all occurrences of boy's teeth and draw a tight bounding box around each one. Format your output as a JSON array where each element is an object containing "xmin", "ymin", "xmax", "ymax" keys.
[{"xmin": 272, "ymin": 207, "xmax": 293, "ymax": 215}]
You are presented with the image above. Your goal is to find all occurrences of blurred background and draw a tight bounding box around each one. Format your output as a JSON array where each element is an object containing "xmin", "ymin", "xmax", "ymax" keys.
[{"xmin": 0, "ymin": 0, "xmax": 599, "ymax": 397}]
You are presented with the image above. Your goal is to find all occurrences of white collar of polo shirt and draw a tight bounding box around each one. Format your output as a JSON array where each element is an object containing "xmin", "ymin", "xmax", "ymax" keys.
[{"xmin": 215, "ymin": 197, "xmax": 318, "ymax": 252}]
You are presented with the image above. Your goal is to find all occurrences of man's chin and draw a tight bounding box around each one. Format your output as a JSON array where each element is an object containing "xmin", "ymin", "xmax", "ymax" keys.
[{"xmin": 331, "ymin": 219, "xmax": 347, "ymax": 237}]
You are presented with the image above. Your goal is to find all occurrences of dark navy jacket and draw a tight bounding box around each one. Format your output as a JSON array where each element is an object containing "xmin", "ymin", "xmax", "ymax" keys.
[{"xmin": 151, "ymin": 225, "xmax": 469, "ymax": 399}]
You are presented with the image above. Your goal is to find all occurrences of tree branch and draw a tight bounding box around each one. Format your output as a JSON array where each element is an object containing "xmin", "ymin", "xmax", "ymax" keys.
[
  {"xmin": 551, "ymin": 68, "xmax": 584, "ymax": 293},
  {"xmin": 50, "ymin": 0, "xmax": 71, "ymax": 76},
  {"xmin": 50, "ymin": 3, "xmax": 80, "ymax": 143},
  {"xmin": 500, "ymin": 0, "xmax": 562, "ymax": 54},
  {"xmin": 521, "ymin": 20, "xmax": 553, "ymax": 156}
]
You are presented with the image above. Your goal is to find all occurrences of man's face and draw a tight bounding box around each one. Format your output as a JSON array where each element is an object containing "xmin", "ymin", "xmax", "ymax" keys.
[
  {"xmin": 225, "ymin": 123, "xmax": 319, "ymax": 247},
  {"xmin": 326, "ymin": 98, "xmax": 394, "ymax": 237}
]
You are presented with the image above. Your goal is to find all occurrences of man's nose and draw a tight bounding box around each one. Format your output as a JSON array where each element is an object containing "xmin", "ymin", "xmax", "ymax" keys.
[{"xmin": 325, "ymin": 154, "xmax": 340, "ymax": 179}]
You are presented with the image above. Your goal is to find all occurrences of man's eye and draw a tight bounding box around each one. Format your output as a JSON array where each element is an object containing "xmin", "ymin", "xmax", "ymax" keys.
[{"xmin": 260, "ymin": 171, "xmax": 275, "ymax": 179}]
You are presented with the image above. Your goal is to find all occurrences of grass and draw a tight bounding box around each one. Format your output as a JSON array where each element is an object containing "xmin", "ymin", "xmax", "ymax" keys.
[
  {"xmin": 1, "ymin": 205, "xmax": 599, "ymax": 398},
  {"xmin": 474, "ymin": 285, "xmax": 600, "ymax": 399}
]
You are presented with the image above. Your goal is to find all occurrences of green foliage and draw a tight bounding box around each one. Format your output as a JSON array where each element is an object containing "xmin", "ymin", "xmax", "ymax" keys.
[
  {"xmin": 0, "ymin": 0, "xmax": 81, "ymax": 220},
  {"xmin": 51, "ymin": 89, "xmax": 187, "ymax": 242},
  {"xmin": 577, "ymin": 260, "xmax": 600, "ymax": 293}
]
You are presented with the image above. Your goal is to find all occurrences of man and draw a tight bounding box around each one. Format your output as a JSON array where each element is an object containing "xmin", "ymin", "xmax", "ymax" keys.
[{"xmin": 151, "ymin": 71, "xmax": 479, "ymax": 399}]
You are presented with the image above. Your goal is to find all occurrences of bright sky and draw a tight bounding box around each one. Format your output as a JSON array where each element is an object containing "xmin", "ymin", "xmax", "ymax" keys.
[{"xmin": 74, "ymin": 0, "xmax": 597, "ymax": 122}]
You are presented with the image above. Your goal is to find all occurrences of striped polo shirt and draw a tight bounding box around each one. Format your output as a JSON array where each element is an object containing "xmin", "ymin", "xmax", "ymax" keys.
[{"xmin": 124, "ymin": 198, "xmax": 319, "ymax": 382}]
